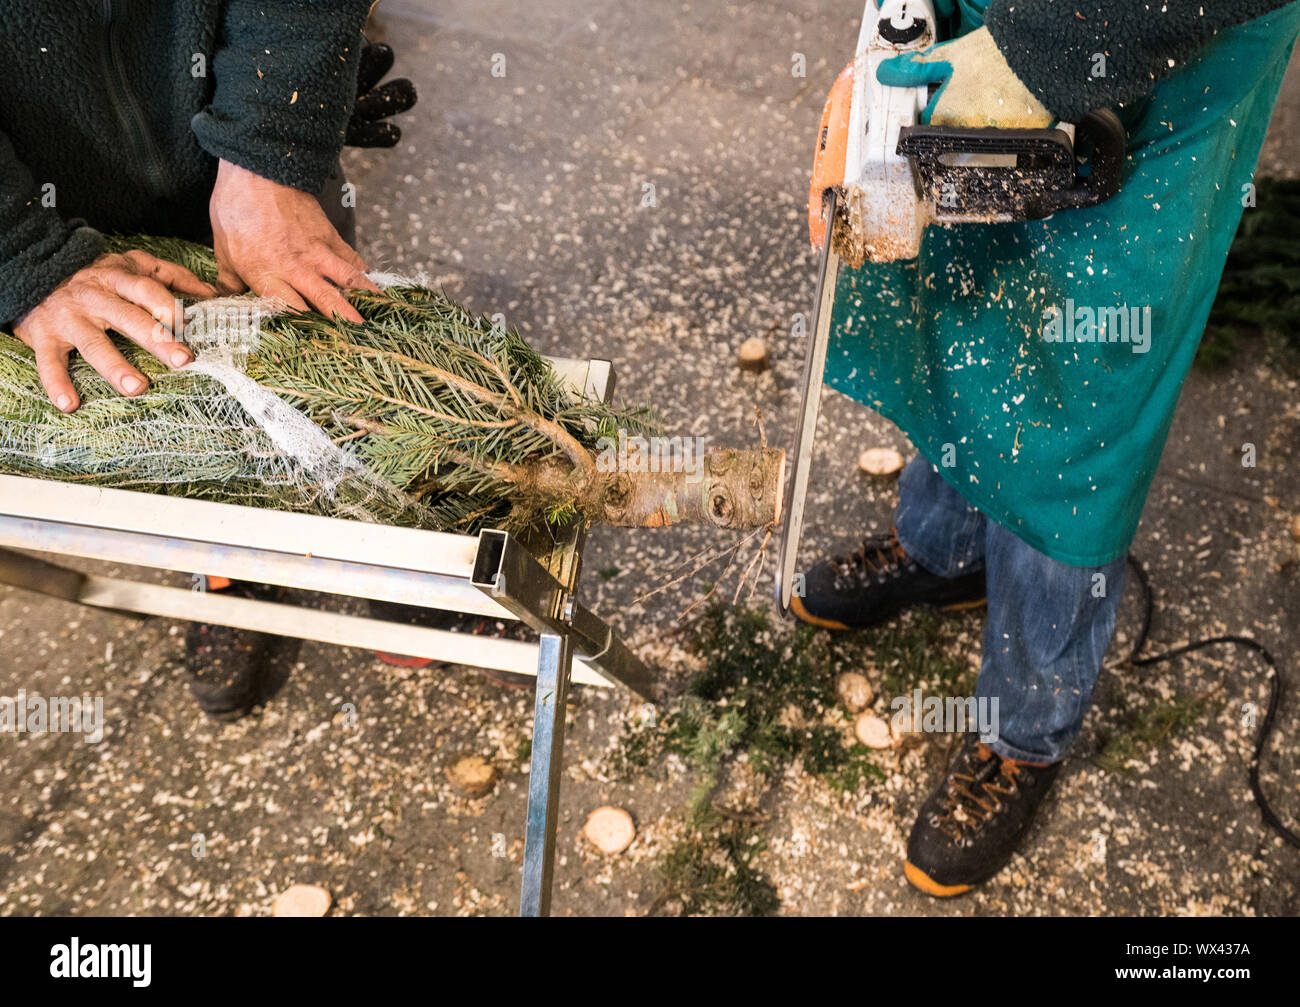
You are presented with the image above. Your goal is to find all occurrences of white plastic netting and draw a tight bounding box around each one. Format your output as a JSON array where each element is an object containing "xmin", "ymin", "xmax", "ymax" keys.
[{"xmin": 0, "ymin": 289, "xmax": 434, "ymax": 527}]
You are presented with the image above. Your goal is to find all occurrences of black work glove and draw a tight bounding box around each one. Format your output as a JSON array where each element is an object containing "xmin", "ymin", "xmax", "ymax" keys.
[{"xmin": 346, "ymin": 42, "xmax": 418, "ymax": 148}]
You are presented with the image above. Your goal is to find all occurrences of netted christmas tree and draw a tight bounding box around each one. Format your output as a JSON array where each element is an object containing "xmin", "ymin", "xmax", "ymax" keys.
[{"xmin": 0, "ymin": 237, "xmax": 784, "ymax": 536}]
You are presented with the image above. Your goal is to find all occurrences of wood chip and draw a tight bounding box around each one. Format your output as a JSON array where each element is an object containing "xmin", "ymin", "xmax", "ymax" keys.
[
  {"xmin": 854, "ymin": 713, "xmax": 894, "ymax": 749},
  {"xmin": 834, "ymin": 672, "xmax": 874, "ymax": 712},
  {"xmin": 858, "ymin": 447, "xmax": 904, "ymax": 476},
  {"xmin": 1290, "ymin": 513, "xmax": 1300, "ymax": 542},
  {"xmin": 737, "ymin": 337, "xmax": 769, "ymax": 372},
  {"xmin": 445, "ymin": 755, "xmax": 498, "ymax": 797},
  {"xmin": 272, "ymin": 883, "xmax": 332, "ymax": 917},
  {"xmin": 583, "ymin": 806, "xmax": 636, "ymax": 854}
]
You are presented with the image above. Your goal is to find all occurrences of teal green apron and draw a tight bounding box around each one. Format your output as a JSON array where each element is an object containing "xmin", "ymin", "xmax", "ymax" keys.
[{"xmin": 825, "ymin": 3, "xmax": 1300, "ymax": 566}]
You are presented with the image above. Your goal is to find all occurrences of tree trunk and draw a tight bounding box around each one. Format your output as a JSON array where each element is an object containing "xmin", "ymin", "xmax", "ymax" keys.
[{"xmin": 523, "ymin": 448, "xmax": 786, "ymax": 530}]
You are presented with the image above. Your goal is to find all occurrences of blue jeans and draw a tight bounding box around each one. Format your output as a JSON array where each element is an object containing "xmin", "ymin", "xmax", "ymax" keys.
[{"xmin": 894, "ymin": 457, "xmax": 1126, "ymax": 764}]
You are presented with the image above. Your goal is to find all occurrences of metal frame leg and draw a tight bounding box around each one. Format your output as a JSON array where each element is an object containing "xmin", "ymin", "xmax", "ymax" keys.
[
  {"xmin": 519, "ymin": 631, "xmax": 573, "ymax": 917},
  {"xmin": 471, "ymin": 530, "xmax": 655, "ymax": 701}
]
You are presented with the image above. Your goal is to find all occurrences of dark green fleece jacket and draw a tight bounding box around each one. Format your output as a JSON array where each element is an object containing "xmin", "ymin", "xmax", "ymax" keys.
[
  {"xmin": 0, "ymin": 0, "xmax": 371, "ymax": 325},
  {"xmin": 986, "ymin": 0, "xmax": 1298, "ymax": 121}
]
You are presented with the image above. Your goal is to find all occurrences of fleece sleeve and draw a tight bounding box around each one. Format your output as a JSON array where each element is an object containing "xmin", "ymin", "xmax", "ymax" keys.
[
  {"xmin": 985, "ymin": 0, "xmax": 1298, "ymax": 121},
  {"xmin": 190, "ymin": 0, "xmax": 373, "ymax": 194},
  {"xmin": 0, "ymin": 127, "xmax": 106, "ymax": 326}
]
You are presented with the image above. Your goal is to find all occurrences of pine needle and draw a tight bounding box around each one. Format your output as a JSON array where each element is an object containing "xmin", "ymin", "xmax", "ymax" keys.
[{"xmin": 0, "ymin": 235, "xmax": 659, "ymax": 537}]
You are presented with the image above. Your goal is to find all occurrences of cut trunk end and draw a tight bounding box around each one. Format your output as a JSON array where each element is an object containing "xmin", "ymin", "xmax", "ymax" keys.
[{"xmin": 600, "ymin": 447, "xmax": 786, "ymax": 530}]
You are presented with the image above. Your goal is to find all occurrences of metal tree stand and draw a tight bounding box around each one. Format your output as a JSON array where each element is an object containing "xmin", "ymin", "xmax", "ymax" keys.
[{"xmin": 0, "ymin": 357, "xmax": 654, "ymax": 917}]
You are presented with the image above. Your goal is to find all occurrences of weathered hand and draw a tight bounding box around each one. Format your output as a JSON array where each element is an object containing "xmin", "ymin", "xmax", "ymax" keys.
[
  {"xmin": 209, "ymin": 159, "xmax": 379, "ymax": 323},
  {"xmin": 12, "ymin": 250, "xmax": 215, "ymax": 412},
  {"xmin": 876, "ymin": 26, "xmax": 1053, "ymax": 129}
]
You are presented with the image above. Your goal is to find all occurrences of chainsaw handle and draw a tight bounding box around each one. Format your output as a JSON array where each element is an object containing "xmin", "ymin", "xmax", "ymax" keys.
[
  {"xmin": 896, "ymin": 108, "xmax": 1126, "ymax": 221},
  {"xmin": 1048, "ymin": 107, "xmax": 1126, "ymax": 212}
]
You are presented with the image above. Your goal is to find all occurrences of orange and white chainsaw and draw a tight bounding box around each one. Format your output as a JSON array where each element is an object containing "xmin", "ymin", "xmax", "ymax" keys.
[{"xmin": 776, "ymin": 0, "xmax": 1125, "ymax": 613}]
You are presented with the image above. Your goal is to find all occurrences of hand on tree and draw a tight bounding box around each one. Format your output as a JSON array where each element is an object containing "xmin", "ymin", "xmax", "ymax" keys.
[
  {"xmin": 11, "ymin": 250, "xmax": 215, "ymax": 412},
  {"xmin": 209, "ymin": 159, "xmax": 379, "ymax": 323}
]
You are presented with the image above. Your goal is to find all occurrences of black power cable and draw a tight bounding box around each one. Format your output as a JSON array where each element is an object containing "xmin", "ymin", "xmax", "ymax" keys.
[{"xmin": 1123, "ymin": 553, "xmax": 1300, "ymax": 849}]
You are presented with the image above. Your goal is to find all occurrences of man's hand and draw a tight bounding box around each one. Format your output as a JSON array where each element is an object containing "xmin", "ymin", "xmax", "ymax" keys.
[
  {"xmin": 877, "ymin": 26, "xmax": 1053, "ymax": 130},
  {"xmin": 209, "ymin": 159, "xmax": 379, "ymax": 323},
  {"xmin": 12, "ymin": 250, "xmax": 215, "ymax": 412}
]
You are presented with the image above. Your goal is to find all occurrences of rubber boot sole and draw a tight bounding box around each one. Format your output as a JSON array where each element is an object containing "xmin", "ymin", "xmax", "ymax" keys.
[
  {"xmin": 903, "ymin": 860, "xmax": 976, "ymax": 898},
  {"xmin": 790, "ymin": 593, "xmax": 987, "ymax": 632},
  {"xmin": 374, "ymin": 651, "xmax": 435, "ymax": 668},
  {"xmin": 372, "ymin": 652, "xmax": 537, "ymax": 690}
]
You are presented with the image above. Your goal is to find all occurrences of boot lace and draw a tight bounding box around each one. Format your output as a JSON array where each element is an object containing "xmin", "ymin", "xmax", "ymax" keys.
[
  {"xmin": 932, "ymin": 743, "xmax": 1027, "ymax": 842},
  {"xmin": 832, "ymin": 529, "xmax": 912, "ymax": 584}
]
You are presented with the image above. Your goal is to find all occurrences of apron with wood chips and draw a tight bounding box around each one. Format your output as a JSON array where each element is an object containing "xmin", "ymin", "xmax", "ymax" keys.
[{"xmin": 824, "ymin": 3, "xmax": 1300, "ymax": 565}]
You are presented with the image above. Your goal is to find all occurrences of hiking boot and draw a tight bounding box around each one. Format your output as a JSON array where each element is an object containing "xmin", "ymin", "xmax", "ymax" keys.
[
  {"xmin": 184, "ymin": 578, "xmax": 281, "ymax": 721},
  {"xmin": 790, "ymin": 529, "xmax": 985, "ymax": 631},
  {"xmin": 904, "ymin": 733, "xmax": 1061, "ymax": 897}
]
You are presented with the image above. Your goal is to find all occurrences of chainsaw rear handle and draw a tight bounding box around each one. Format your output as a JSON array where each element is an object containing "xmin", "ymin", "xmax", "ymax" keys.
[
  {"xmin": 897, "ymin": 107, "xmax": 1126, "ymax": 219},
  {"xmin": 1056, "ymin": 107, "xmax": 1127, "ymax": 209}
]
